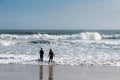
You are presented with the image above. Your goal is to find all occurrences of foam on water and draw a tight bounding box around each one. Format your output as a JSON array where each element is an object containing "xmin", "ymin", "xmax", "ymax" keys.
[
  {"xmin": 0, "ymin": 52, "xmax": 120, "ymax": 66},
  {"xmin": 0, "ymin": 31, "xmax": 120, "ymax": 66},
  {"xmin": 0, "ymin": 32, "xmax": 102, "ymax": 40},
  {"xmin": 80, "ymin": 32, "xmax": 102, "ymax": 40},
  {"xmin": 1, "ymin": 32, "xmax": 120, "ymax": 42}
]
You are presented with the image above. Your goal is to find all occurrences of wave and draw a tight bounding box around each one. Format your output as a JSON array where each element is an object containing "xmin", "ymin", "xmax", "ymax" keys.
[
  {"xmin": 0, "ymin": 32, "xmax": 102, "ymax": 46},
  {"xmin": 0, "ymin": 54, "xmax": 120, "ymax": 66},
  {"xmin": 102, "ymin": 34, "xmax": 120, "ymax": 39},
  {"xmin": 1, "ymin": 32, "xmax": 120, "ymax": 42},
  {"xmin": 0, "ymin": 40, "xmax": 17, "ymax": 46},
  {"xmin": 0, "ymin": 32, "xmax": 102, "ymax": 40},
  {"xmin": 79, "ymin": 32, "xmax": 101, "ymax": 40}
]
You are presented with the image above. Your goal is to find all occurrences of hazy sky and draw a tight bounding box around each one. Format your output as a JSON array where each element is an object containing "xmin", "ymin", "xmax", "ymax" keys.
[{"xmin": 0, "ymin": 0, "xmax": 120, "ymax": 30}]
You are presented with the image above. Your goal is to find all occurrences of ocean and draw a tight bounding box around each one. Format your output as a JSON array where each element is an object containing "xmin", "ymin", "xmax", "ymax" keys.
[{"xmin": 0, "ymin": 30, "xmax": 120, "ymax": 66}]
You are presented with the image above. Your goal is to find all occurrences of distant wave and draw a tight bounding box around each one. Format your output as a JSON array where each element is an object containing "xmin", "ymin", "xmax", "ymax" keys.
[
  {"xmin": 79, "ymin": 32, "xmax": 101, "ymax": 40},
  {"xmin": 102, "ymin": 34, "xmax": 120, "ymax": 39},
  {"xmin": 1, "ymin": 32, "xmax": 120, "ymax": 42}
]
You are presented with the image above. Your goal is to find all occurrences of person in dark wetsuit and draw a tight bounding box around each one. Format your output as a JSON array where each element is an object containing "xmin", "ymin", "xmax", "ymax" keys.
[
  {"xmin": 39, "ymin": 48, "xmax": 44, "ymax": 62},
  {"xmin": 48, "ymin": 49, "xmax": 55, "ymax": 63}
]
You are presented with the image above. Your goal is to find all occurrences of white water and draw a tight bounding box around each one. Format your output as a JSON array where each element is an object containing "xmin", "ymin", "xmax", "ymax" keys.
[
  {"xmin": 0, "ymin": 32, "xmax": 120, "ymax": 66},
  {"xmin": 0, "ymin": 32, "xmax": 102, "ymax": 40}
]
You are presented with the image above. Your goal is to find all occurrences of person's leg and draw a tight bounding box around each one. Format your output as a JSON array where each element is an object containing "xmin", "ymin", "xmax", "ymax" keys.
[
  {"xmin": 50, "ymin": 57, "xmax": 53, "ymax": 63},
  {"xmin": 50, "ymin": 59, "xmax": 52, "ymax": 63},
  {"xmin": 41, "ymin": 57, "xmax": 43, "ymax": 62},
  {"xmin": 40, "ymin": 56, "xmax": 41, "ymax": 61},
  {"xmin": 40, "ymin": 56, "xmax": 42, "ymax": 62},
  {"xmin": 48, "ymin": 58, "xmax": 50, "ymax": 63}
]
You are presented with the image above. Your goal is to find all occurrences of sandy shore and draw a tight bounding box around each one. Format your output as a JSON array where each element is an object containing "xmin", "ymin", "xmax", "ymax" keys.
[{"xmin": 0, "ymin": 64, "xmax": 120, "ymax": 80}]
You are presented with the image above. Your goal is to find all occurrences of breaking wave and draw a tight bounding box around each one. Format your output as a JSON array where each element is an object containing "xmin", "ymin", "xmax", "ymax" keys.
[
  {"xmin": 1, "ymin": 32, "xmax": 120, "ymax": 46},
  {"xmin": 0, "ymin": 31, "xmax": 120, "ymax": 66},
  {"xmin": 1, "ymin": 32, "xmax": 120, "ymax": 40},
  {"xmin": 0, "ymin": 32, "xmax": 102, "ymax": 40},
  {"xmin": 0, "ymin": 54, "xmax": 120, "ymax": 66}
]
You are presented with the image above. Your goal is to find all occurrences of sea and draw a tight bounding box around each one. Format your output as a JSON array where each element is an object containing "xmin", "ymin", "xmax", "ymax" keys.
[{"xmin": 0, "ymin": 30, "xmax": 120, "ymax": 66}]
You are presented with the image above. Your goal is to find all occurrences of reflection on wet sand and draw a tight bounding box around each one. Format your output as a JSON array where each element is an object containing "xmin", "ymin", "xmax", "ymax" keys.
[
  {"xmin": 48, "ymin": 65, "xmax": 53, "ymax": 80},
  {"xmin": 39, "ymin": 65, "xmax": 53, "ymax": 80},
  {"xmin": 39, "ymin": 65, "xmax": 43, "ymax": 80}
]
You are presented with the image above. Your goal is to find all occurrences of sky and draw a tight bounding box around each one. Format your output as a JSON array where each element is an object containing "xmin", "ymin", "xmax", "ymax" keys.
[{"xmin": 0, "ymin": 0, "xmax": 120, "ymax": 30}]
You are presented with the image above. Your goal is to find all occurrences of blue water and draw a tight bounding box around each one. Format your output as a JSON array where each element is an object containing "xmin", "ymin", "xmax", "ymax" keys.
[
  {"xmin": 0, "ymin": 30, "xmax": 120, "ymax": 35},
  {"xmin": 0, "ymin": 30, "xmax": 120, "ymax": 66}
]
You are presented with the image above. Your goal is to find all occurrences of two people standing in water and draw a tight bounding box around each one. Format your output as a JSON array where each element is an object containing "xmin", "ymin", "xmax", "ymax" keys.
[{"xmin": 39, "ymin": 48, "xmax": 55, "ymax": 63}]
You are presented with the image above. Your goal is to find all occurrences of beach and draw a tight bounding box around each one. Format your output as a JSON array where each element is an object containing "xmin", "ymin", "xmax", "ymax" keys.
[
  {"xmin": 1, "ymin": 0, "xmax": 120, "ymax": 79},
  {"xmin": 0, "ymin": 30, "xmax": 120, "ymax": 80},
  {"xmin": 0, "ymin": 64, "xmax": 120, "ymax": 80}
]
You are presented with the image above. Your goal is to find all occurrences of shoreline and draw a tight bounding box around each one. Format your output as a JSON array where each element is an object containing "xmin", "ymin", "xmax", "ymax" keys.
[{"xmin": 0, "ymin": 64, "xmax": 120, "ymax": 80}]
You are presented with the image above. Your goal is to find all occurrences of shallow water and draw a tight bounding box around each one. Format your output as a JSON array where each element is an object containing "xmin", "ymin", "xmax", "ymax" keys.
[{"xmin": 0, "ymin": 30, "xmax": 120, "ymax": 66}]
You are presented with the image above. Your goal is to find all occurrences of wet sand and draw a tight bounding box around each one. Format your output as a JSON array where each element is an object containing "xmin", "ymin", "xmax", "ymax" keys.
[{"xmin": 0, "ymin": 64, "xmax": 120, "ymax": 80}]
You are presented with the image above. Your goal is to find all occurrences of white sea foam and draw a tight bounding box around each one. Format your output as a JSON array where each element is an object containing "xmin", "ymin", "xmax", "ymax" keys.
[
  {"xmin": 1, "ymin": 32, "xmax": 120, "ymax": 41},
  {"xmin": 79, "ymin": 32, "xmax": 102, "ymax": 40},
  {"xmin": 0, "ymin": 53, "xmax": 120, "ymax": 66},
  {"xmin": 0, "ymin": 40, "xmax": 17, "ymax": 46},
  {"xmin": 0, "ymin": 32, "xmax": 120, "ymax": 66},
  {"xmin": 102, "ymin": 34, "xmax": 120, "ymax": 39},
  {"xmin": 0, "ymin": 32, "xmax": 102, "ymax": 40}
]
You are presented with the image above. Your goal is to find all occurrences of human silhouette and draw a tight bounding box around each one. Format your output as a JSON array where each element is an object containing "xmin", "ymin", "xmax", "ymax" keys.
[
  {"xmin": 48, "ymin": 65, "xmax": 53, "ymax": 80},
  {"xmin": 39, "ymin": 65, "xmax": 43, "ymax": 80},
  {"xmin": 48, "ymin": 49, "xmax": 55, "ymax": 63},
  {"xmin": 39, "ymin": 48, "xmax": 44, "ymax": 62}
]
